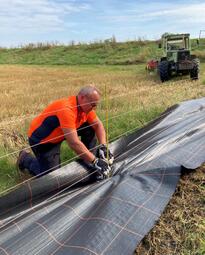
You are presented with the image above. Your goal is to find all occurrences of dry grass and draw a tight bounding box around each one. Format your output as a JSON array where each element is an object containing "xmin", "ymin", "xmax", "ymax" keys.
[
  {"xmin": 193, "ymin": 50, "xmax": 205, "ymax": 61},
  {"xmin": 135, "ymin": 166, "xmax": 205, "ymax": 255},
  {"xmin": 0, "ymin": 64, "xmax": 204, "ymax": 125}
]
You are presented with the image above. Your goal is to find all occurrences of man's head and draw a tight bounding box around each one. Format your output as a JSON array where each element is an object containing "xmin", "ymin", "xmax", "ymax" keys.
[{"xmin": 77, "ymin": 86, "xmax": 100, "ymax": 113}]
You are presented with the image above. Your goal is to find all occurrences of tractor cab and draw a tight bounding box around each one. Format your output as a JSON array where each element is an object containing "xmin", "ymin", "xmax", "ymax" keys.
[
  {"xmin": 162, "ymin": 33, "xmax": 190, "ymax": 62},
  {"xmin": 158, "ymin": 33, "xmax": 199, "ymax": 82}
]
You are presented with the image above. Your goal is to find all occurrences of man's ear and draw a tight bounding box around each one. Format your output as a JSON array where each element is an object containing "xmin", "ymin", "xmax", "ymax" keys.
[
  {"xmin": 80, "ymin": 95, "xmax": 85, "ymax": 100},
  {"xmin": 78, "ymin": 94, "xmax": 83, "ymax": 103}
]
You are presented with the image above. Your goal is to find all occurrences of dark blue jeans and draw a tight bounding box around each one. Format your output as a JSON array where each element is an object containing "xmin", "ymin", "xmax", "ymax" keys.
[{"xmin": 23, "ymin": 122, "xmax": 96, "ymax": 176}]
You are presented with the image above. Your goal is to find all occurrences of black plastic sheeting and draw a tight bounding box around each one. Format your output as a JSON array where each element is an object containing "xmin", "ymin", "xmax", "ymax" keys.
[{"xmin": 0, "ymin": 98, "xmax": 205, "ymax": 255}]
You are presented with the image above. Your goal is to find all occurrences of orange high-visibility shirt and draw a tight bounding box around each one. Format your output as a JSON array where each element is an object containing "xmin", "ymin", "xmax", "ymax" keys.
[{"xmin": 28, "ymin": 96, "xmax": 97, "ymax": 144}]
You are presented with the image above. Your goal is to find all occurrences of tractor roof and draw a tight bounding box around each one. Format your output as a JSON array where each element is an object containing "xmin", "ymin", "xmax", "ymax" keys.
[{"xmin": 162, "ymin": 33, "xmax": 190, "ymax": 40}]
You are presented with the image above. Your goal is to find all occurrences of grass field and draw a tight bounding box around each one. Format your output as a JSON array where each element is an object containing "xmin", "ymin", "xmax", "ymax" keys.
[{"xmin": 0, "ymin": 63, "xmax": 204, "ymax": 254}]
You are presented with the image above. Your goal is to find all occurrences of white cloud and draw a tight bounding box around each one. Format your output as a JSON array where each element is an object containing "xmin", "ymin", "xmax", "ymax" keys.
[
  {"xmin": 0, "ymin": 0, "xmax": 90, "ymax": 33},
  {"xmin": 100, "ymin": 2, "xmax": 205, "ymax": 25},
  {"xmin": 139, "ymin": 3, "xmax": 205, "ymax": 22}
]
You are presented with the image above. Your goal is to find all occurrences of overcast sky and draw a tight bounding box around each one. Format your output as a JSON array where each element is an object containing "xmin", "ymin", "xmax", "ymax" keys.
[{"xmin": 1, "ymin": 0, "xmax": 205, "ymax": 47}]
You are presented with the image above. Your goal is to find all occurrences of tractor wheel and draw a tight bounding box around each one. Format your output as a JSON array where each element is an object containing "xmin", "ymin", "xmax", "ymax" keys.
[
  {"xmin": 190, "ymin": 58, "xmax": 200, "ymax": 80},
  {"xmin": 158, "ymin": 61, "xmax": 170, "ymax": 82}
]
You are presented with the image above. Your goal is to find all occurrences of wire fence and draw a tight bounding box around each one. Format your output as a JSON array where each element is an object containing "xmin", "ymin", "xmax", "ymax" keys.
[
  {"xmin": 0, "ymin": 89, "xmax": 144, "ymax": 127},
  {"xmin": 0, "ymin": 87, "xmax": 175, "ymax": 195}
]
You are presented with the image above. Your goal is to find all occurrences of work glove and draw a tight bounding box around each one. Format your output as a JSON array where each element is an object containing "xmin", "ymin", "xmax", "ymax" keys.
[
  {"xmin": 92, "ymin": 158, "xmax": 111, "ymax": 180},
  {"xmin": 96, "ymin": 144, "xmax": 114, "ymax": 165}
]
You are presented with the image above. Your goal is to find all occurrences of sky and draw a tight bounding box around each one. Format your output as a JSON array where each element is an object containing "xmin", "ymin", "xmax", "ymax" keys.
[{"xmin": 0, "ymin": 0, "xmax": 205, "ymax": 47}]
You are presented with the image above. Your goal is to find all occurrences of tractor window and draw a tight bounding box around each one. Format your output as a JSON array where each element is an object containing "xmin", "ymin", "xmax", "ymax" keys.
[
  {"xmin": 167, "ymin": 39, "xmax": 186, "ymax": 50},
  {"xmin": 167, "ymin": 43, "xmax": 178, "ymax": 50}
]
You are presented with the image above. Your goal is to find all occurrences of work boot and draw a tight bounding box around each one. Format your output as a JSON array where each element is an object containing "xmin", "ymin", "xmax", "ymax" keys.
[{"xmin": 16, "ymin": 150, "xmax": 30, "ymax": 171}]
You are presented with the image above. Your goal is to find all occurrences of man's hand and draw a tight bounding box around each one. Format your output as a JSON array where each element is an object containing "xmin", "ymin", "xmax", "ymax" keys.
[
  {"xmin": 92, "ymin": 158, "xmax": 111, "ymax": 180},
  {"xmin": 96, "ymin": 144, "xmax": 114, "ymax": 165}
]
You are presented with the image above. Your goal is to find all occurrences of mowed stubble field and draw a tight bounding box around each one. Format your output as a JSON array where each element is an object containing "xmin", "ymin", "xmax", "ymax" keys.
[
  {"xmin": 0, "ymin": 64, "xmax": 204, "ymax": 254},
  {"xmin": 0, "ymin": 64, "xmax": 205, "ymax": 133}
]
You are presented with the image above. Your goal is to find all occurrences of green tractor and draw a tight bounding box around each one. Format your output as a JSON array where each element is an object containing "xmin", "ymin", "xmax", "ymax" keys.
[{"xmin": 158, "ymin": 33, "xmax": 200, "ymax": 82}]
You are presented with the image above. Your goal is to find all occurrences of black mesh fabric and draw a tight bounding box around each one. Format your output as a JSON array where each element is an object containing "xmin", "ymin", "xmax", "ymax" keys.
[{"xmin": 0, "ymin": 98, "xmax": 205, "ymax": 255}]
